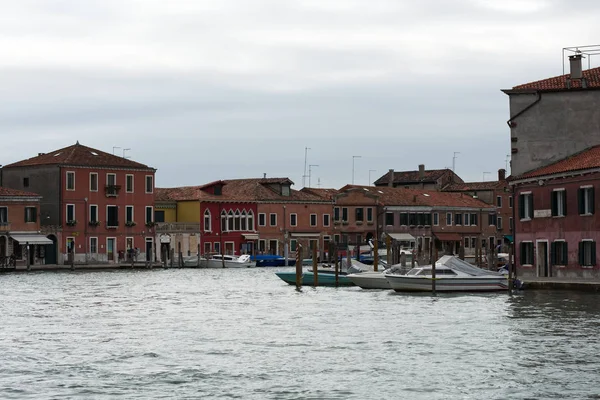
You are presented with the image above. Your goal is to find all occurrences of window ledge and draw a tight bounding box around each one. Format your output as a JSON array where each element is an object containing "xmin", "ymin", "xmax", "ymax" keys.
[
  {"xmin": 580, "ymin": 213, "xmax": 594, "ymax": 217},
  {"xmin": 552, "ymin": 215, "xmax": 565, "ymax": 219},
  {"xmin": 520, "ymin": 218, "xmax": 532, "ymax": 222},
  {"xmin": 581, "ymin": 265, "xmax": 595, "ymax": 269},
  {"xmin": 521, "ymin": 264, "xmax": 534, "ymax": 267},
  {"xmin": 356, "ymin": 221, "xmax": 363, "ymax": 225}
]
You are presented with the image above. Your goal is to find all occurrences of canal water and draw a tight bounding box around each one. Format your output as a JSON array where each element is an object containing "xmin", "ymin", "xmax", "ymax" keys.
[{"xmin": 1, "ymin": 268, "xmax": 599, "ymax": 399}]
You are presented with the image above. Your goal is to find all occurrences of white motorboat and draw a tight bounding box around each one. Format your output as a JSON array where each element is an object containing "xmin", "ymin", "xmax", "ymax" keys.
[
  {"xmin": 384, "ymin": 256, "xmax": 508, "ymax": 292},
  {"xmin": 199, "ymin": 254, "xmax": 255, "ymax": 268},
  {"xmin": 347, "ymin": 264, "xmax": 411, "ymax": 290}
]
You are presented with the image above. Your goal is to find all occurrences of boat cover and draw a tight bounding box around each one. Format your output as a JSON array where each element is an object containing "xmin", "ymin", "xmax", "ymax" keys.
[{"xmin": 436, "ymin": 255, "xmax": 504, "ymax": 277}]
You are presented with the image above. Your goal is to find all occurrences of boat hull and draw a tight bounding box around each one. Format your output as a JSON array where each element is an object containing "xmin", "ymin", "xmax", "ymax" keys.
[
  {"xmin": 347, "ymin": 272, "xmax": 391, "ymax": 289},
  {"xmin": 199, "ymin": 259, "xmax": 255, "ymax": 268},
  {"xmin": 275, "ymin": 271, "xmax": 354, "ymax": 287},
  {"xmin": 385, "ymin": 275, "xmax": 508, "ymax": 292}
]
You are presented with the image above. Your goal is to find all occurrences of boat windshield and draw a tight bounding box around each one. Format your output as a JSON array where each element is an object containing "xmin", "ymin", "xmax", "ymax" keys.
[{"xmin": 409, "ymin": 268, "xmax": 457, "ymax": 276}]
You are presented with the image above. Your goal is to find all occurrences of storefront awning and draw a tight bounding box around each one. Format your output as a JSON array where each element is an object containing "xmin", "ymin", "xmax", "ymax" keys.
[
  {"xmin": 242, "ymin": 233, "xmax": 259, "ymax": 240},
  {"xmin": 434, "ymin": 232, "xmax": 462, "ymax": 242},
  {"xmin": 384, "ymin": 233, "xmax": 415, "ymax": 241},
  {"xmin": 503, "ymin": 235, "xmax": 513, "ymax": 243},
  {"xmin": 10, "ymin": 234, "xmax": 53, "ymax": 245},
  {"xmin": 290, "ymin": 233, "xmax": 320, "ymax": 238}
]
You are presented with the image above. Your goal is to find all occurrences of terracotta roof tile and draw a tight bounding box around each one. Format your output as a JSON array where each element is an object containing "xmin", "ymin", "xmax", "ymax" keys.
[
  {"xmin": 444, "ymin": 181, "xmax": 503, "ymax": 191},
  {"xmin": 3, "ymin": 142, "xmax": 153, "ymax": 169},
  {"xmin": 510, "ymin": 66, "xmax": 600, "ymax": 92},
  {"xmin": 512, "ymin": 145, "xmax": 600, "ymax": 180},
  {"xmin": 339, "ymin": 185, "xmax": 493, "ymax": 209},
  {"xmin": 0, "ymin": 186, "xmax": 41, "ymax": 197},
  {"xmin": 300, "ymin": 187, "xmax": 339, "ymax": 200},
  {"xmin": 374, "ymin": 168, "xmax": 463, "ymax": 186}
]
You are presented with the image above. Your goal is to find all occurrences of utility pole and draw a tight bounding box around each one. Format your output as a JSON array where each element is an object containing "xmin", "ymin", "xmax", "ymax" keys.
[
  {"xmin": 352, "ymin": 155, "xmax": 361, "ymax": 184},
  {"xmin": 302, "ymin": 147, "xmax": 311, "ymax": 187},
  {"xmin": 308, "ymin": 164, "xmax": 319, "ymax": 188},
  {"xmin": 369, "ymin": 170, "xmax": 377, "ymax": 186},
  {"xmin": 452, "ymin": 152, "xmax": 460, "ymax": 172}
]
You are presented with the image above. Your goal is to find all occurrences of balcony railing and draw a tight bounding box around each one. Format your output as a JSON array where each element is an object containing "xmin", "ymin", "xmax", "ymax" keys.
[
  {"xmin": 105, "ymin": 185, "xmax": 121, "ymax": 197},
  {"xmin": 0, "ymin": 222, "xmax": 10, "ymax": 232},
  {"xmin": 155, "ymin": 222, "xmax": 201, "ymax": 233}
]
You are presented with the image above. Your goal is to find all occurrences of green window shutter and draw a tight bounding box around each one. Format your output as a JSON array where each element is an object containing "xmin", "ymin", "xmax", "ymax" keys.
[
  {"xmin": 562, "ymin": 191, "xmax": 567, "ymax": 216},
  {"xmin": 528, "ymin": 195, "xmax": 534, "ymax": 218},
  {"xmin": 24, "ymin": 208, "xmax": 27, "ymax": 222},
  {"xmin": 520, "ymin": 243, "xmax": 525, "ymax": 265},
  {"xmin": 33, "ymin": 208, "xmax": 37, "ymax": 222},
  {"xmin": 518, "ymin": 195, "xmax": 525, "ymax": 219},
  {"xmin": 551, "ymin": 191, "xmax": 557, "ymax": 216},
  {"xmin": 578, "ymin": 188, "xmax": 584, "ymax": 214},
  {"xmin": 579, "ymin": 242, "xmax": 584, "ymax": 266},
  {"xmin": 592, "ymin": 242, "xmax": 597, "ymax": 266},
  {"xmin": 591, "ymin": 188, "xmax": 596, "ymax": 215},
  {"xmin": 550, "ymin": 242, "xmax": 556, "ymax": 266},
  {"xmin": 562, "ymin": 242, "xmax": 569, "ymax": 265}
]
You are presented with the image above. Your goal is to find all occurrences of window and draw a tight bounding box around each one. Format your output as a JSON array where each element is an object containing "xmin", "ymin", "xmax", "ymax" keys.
[
  {"xmin": 145, "ymin": 206, "xmax": 153, "ymax": 224},
  {"xmin": 334, "ymin": 234, "xmax": 341, "ymax": 244},
  {"xmin": 227, "ymin": 211, "xmax": 234, "ymax": 231},
  {"xmin": 145, "ymin": 175, "xmax": 154, "ymax": 193},
  {"xmin": 66, "ymin": 204, "xmax": 75, "ymax": 223},
  {"xmin": 203, "ymin": 210, "xmax": 211, "ymax": 231},
  {"xmin": 258, "ymin": 213, "xmax": 266, "ymax": 227},
  {"xmin": 509, "ymin": 196, "xmax": 513, "ymax": 208},
  {"xmin": 470, "ymin": 213, "xmax": 477, "ymax": 226},
  {"xmin": 399, "ymin": 213, "xmax": 408, "ymax": 226},
  {"xmin": 579, "ymin": 241, "xmax": 596, "ymax": 267},
  {"xmin": 551, "ymin": 241, "xmax": 568, "ymax": 265},
  {"xmin": 247, "ymin": 211, "xmax": 254, "ymax": 231},
  {"xmin": 290, "ymin": 214, "xmax": 297, "ymax": 227},
  {"xmin": 509, "ymin": 217, "xmax": 513, "ymax": 231},
  {"xmin": 204, "ymin": 242, "xmax": 212, "ymax": 254},
  {"xmin": 290, "ymin": 239, "xmax": 297, "ymax": 252},
  {"xmin": 90, "ymin": 173, "xmax": 98, "ymax": 191},
  {"xmin": 23, "ymin": 177, "xmax": 29, "ymax": 188},
  {"xmin": 551, "ymin": 189, "xmax": 566, "ymax": 217},
  {"xmin": 25, "ymin": 207, "xmax": 37, "ymax": 223},
  {"xmin": 409, "ymin": 213, "xmax": 417, "ymax": 226},
  {"xmin": 464, "ymin": 213, "xmax": 470, "ymax": 226},
  {"xmin": 385, "ymin": 212, "xmax": 394, "ymax": 226},
  {"xmin": 488, "ymin": 213, "xmax": 497, "ymax": 226},
  {"xmin": 433, "ymin": 212, "xmax": 439, "ymax": 226},
  {"xmin": 126, "ymin": 175, "xmax": 134, "ymax": 193},
  {"xmin": 355, "ymin": 208, "xmax": 364, "ymax": 222},
  {"xmin": 126, "ymin": 206, "xmax": 134, "ymax": 223},
  {"xmin": 214, "ymin": 242, "xmax": 221, "ymax": 253},
  {"xmin": 520, "ymin": 242, "xmax": 534, "ymax": 265},
  {"xmin": 497, "ymin": 217, "xmax": 503, "ymax": 230},
  {"xmin": 90, "ymin": 237, "xmax": 98, "ymax": 254},
  {"xmin": 66, "ymin": 171, "xmax": 75, "ymax": 190},
  {"xmin": 455, "ymin": 213, "xmax": 462, "ymax": 225},
  {"xmin": 367, "ymin": 208, "xmax": 373, "ymax": 222},
  {"xmin": 107, "ymin": 206, "xmax": 118, "ymax": 227},
  {"xmin": 519, "ymin": 193, "xmax": 533, "ymax": 220},
  {"xmin": 281, "ymin": 185, "xmax": 290, "ymax": 196},
  {"xmin": 333, "ymin": 207, "xmax": 340, "ymax": 222},
  {"xmin": 0, "ymin": 207, "xmax": 7, "ymax": 224},
  {"xmin": 446, "ymin": 213, "xmax": 452, "ymax": 226},
  {"xmin": 489, "ymin": 236, "xmax": 495, "ymax": 250},
  {"xmin": 323, "ymin": 214, "xmax": 330, "ymax": 227},
  {"xmin": 107, "ymin": 173, "xmax": 116, "ymax": 186},
  {"xmin": 89, "ymin": 205, "xmax": 98, "ymax": 223},
  {"xmin": 471, "ymin": 237, "xmax": 476, "ymax": 249},
  {"xmin": 155, "ymin": 210, "xmax": 165, "ymax": 223},
  {"xmin": 464, "ymin": 237, "xmax": 470, "ymax": 248},
  {"xmin": 496, "ymin": 196, "xmax": 502, "ymax": 207},
  {"xmin": 241, "ymin": 211, "xmax": 247, "ymax": 231},
  {"xmin": 578, "ymin": 186, "xmax": 595, "ymax": 215},
  {"xmin": 342, "ymin": 207, "xmax": 348, "ymax": 222},
  {"xmin": 234, "ymin": 210, "xmax": 241, "ymax": 231},
  {"xmin": 269, "ymin": 213, "xmax": 277, "ymax": 226},
  {"xmin": 310, "ymin": 214, "xmax": 317, "ymax": 227}
]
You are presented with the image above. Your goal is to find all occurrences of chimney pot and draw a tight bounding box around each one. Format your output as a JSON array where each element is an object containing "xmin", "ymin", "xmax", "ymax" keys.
[
  {"xmin": 569, "ymin": 54, "xmax": 584, "ymax": 80},
  {"xmin": 418, "ymin": 164, "xmax": 425, "ymax": 179},
  {"xmin": 498, "ymin": 168, "xmax": 506, "ymax": 181},
  {"xmin": 263, "ymin": 173, "xmax": 266, "ymax": 179},
  {"xmin": 388, "ymin": 169, "xmax": 394, "ymax": 187}
]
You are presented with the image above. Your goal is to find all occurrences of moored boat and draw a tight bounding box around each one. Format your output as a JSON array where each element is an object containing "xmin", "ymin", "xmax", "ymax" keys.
[
  {"xmin": 275, "ymin": 270, "xmax": 354, "ymax": 287},
  {"xmin": 199, "ymin": 254, "xmax": 255, "ymax": 268},
  {"xmin": 252, "ymin": 254, "xmax": 296, "ymax": 267},
  {"xmin": 384, "ymin": 256, "xmax": 508, "ymax": 292}
]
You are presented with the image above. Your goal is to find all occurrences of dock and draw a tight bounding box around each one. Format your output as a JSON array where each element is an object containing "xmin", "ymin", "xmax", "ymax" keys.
[{"xmin": 520, "ymin": 277, "xmax": 600, "ymax": 292}]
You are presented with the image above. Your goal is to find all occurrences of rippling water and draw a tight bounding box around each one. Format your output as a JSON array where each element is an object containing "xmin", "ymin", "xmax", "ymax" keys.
[{"xmin": 1, "ymin": 268, "xmax": 600, "ymax": 399}]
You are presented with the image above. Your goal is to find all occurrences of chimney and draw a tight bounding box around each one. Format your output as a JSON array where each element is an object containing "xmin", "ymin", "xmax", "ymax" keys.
[
  {"xmin": 38, "ymin": 153, "xmax": 45, "ymax": 156},
  {"xmin": 263, "ymin": 173, "xmax": 267, "ymax": 179},
  {"xmin": 418, "ymin": 164, "xmax": 425, "ymax": 180},
  {"xmin": 388, "ymin": 169, "xmax": 394, "ymax": 187},
  {"xmin": 569, "ymin": 54, "xmax": 583, "ymax": 80},
  {"xmin": 498, "ymin": 168, "xmax": 506, "ymax": 181}
]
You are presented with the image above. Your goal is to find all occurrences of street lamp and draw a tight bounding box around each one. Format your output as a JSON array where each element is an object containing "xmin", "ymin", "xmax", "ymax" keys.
[{"xmin": 352, "ymin": 156, "xmax": 361, "ymax": 184}]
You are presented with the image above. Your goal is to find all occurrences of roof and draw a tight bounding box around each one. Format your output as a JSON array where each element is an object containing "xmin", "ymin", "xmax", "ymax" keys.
[
  {"xmin": 157, "ymin": 177, "xmax": 328, "ymax": 203},
  {"xmin": 300, "ymin": 187, "xmax": 339, "ymax": 200},
  {"xmin": 511, "ymin": 144, "xmax": 600, "ymax": 180},
  {"xmin": 508, "ymin": 66, "xmax": 600, "ymax": 92},
  {"xmin": 374, "ymin": 168, "xmax": 462, "ymax": 186},
  {"xmin": 2, "ymin": 142, "xmax": 153, "ymax": 170},
  {"xmin": 443, "ymin": 181, "xmax": 503, "ymax": 191},
  {"xmin": 0, "ymin": 187, "xmax": 41, "ymax": 197},
  {"xmin": 338, "ymin": 185, "xmax": 493, "ymax": 209}
]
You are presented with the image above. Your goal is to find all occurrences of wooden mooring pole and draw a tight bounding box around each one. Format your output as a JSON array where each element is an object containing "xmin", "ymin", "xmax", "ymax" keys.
[
  {"xmin": 295, "ymin": 244, "xmax": 303, "ymax": 289},
  {"xmin": 508, "ymin": 241, "xmax": 514, "ymax": 295},
  {"xmin": 334, "ymin": 243, "xmax": 339, "ymax": 286},
  {"xmin": 312, "ymin": 245, "xmax": 319, "ymax": 287},
  {"xmin": 373, "ymin": 238, "xmax": 379, "ymax": 272},
  {"xmin": 432, "ymin": 240, "xmax": 437, "ymax": 294}
]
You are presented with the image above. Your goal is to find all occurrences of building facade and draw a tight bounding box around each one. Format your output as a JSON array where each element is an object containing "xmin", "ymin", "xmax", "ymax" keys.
[
  {"xmin": 374, "ymin": 164, "xmax": 463, "ymax": 189},
  {"xmin": 1, "ymin": 142, "xmax": 156, "ymax": 264}
]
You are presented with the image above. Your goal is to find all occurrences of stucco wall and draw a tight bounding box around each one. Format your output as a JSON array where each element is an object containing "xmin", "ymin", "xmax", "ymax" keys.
[{"xmin": 509, "ymin": 90, "xmax": 600, "ymax": 176}]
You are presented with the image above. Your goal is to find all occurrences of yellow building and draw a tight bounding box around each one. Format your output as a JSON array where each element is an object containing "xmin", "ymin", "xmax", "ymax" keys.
[{"xmin": 154, "ymin": 187, "xmax": 202, "ymax": 263}]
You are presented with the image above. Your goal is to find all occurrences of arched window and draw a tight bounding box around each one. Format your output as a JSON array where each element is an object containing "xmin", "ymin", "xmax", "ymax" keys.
[
  {"xmin": 234, "ymin": 210, "xmax": 241, "ymax": 231},
  {"xmin": 221, "ymin": 210, "xmax": 227, "ymax": 232},
  {"xmin": 228, "ymin": 210, "xmax": 234, "ymax": 231},
  {"xmin": 204, "ymin": 209, "xmax": 211, "ymax": 232},
  {"xmin": 247, "ymin": 211, "xmax": 254, "ymax": 231},
  {"xmin": 241, "ymin": 211, "xmax": 247, "ymax": 231}
]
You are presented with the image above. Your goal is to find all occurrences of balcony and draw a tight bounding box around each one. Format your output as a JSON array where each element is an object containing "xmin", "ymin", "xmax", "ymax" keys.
[
  {"xmin": 105, "ymin": 185, "xmax": 121, "ymax": 197},
  {"xmin": 155, "ymin": 222, "xmax": 201, "ymax": 233},
  {"xmin": 0, "ymin": 222, "xmax": 10, "ymax": 232}
]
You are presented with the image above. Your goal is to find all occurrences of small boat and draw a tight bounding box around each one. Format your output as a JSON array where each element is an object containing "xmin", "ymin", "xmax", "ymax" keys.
[
  {"xmin": 347, "ymin": 264, "xmax": 410, "ymax": 290},
  {"xmin": 275, "ymin": 270, "xmax": 354, "ymax": 287},
  {"xmin": 384, "ymin": 256, "xmax": 508, "ymax": 292},
  {"xmin": 252, "ymin": 254, "xmax": 296, "ymax": 267},
  {"xmin": 199, "ymin": 254, "xmax": 256, "ymax": 268}
]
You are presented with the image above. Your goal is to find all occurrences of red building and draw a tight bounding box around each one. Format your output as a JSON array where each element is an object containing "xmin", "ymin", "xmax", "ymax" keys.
[
  {"xmin": 511, "ymin": 146, "xmax": 600, "ymax": 278},
  {"xmin": 1, "ymin": 142, "xmax": 156, "ymax": 264},
  {"xmin": 0, "ymin": 187, "xmax": 45, "ymax": 266}
]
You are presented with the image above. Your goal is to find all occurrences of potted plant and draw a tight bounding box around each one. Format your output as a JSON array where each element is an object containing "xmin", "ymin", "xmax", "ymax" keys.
[
  {"xmin": 145, "ymin": 221, "xmax": 156, "ymax": 228},
  {"xmin": 125, "ymin": 221, "xmax": 137, "ymax": 227},
  {"xmin": 66, "ymin": 220, "xmax": 77, "ymax": 227},
  {"xmin": 88, "ymin": 220, "xmax": 101, "ymax": 227}
]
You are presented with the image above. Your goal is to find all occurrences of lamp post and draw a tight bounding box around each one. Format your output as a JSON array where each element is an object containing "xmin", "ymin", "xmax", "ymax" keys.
[{"xmin": 352, "ymin": 156, "xmax": 361, "ymax": 184}]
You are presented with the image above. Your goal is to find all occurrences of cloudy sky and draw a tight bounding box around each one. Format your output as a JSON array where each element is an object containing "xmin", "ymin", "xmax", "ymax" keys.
[{"xmin": 2, "ymin": 0, "xmax": 599, "ymax": 189}]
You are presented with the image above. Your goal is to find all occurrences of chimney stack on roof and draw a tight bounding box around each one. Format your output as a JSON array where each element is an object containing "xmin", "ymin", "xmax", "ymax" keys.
[
  {"xmin": 418, "ymin": 164, "xmax": 425, "ymax": 180},
  {"xmin": 388, "ymin": 169, "xmax": 394, "ymax": 187},
  {"xmin": 263, "ymin": 173, "xmax": 267, "ymax": 179},
  {"xmin": 498, "ymin": 168, "xmax": 506, "ymax": 181},
  {"xmin": 569, "ymin": 53, "xmax": 584, "ymax": 80}
]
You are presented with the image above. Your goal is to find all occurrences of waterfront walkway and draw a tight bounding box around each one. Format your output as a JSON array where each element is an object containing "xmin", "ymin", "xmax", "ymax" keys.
[
  {"xmin": 520, "ymin": 277, "xmax": 600, "ymax": 292},
  {"xmin": 1, "ymin": 262, "xmax": 165, "ymax": 272}
]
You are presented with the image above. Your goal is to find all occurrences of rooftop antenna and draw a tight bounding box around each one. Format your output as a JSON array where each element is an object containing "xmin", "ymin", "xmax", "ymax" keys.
[
  {"xmin": 317, "ymin": 178, "xmax": 321, "ymax": 188},
  {"xmin": 123, "ymin": 148, "xmax": 131, "ymax": 159},
  {"xmin": 452, "ymin": 152, "xmax": 460, "ymax": 172},
  {"xmin": 113, "ymin": 146, "xmax": 121, "ymax": 155},
  {"xmin": 302, "ymin": 147, "xmax": 311, "ymax": 187},
  {"xmin": 308, "ymin": 164, "xmax": 319, "ymax": 188}
]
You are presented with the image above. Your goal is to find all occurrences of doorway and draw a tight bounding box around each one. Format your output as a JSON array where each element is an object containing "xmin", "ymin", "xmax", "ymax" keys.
[
  {"xmin": 107, "ymin": 238, "xmax": 116, "ymax": 262},
  {"xmin": 145, "ymin": 238, "xmax": 153, "ymax": 262},
  {"xmin": 537, "ymin": 241, "xmax": 550, "ymax": 277}
]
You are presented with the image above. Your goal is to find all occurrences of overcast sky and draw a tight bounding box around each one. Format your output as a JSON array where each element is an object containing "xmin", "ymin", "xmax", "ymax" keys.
[{"xmin": 2, "ymin": 0, "xmax": 599, "ymax": 189}]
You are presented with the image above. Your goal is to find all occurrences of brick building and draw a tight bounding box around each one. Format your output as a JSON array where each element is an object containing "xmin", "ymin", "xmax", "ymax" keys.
[
  {"xmin": 374, "ymin": 164, "xmax": 463, "ymax": 189},
  {"xmin": 1, "ymin": 142, "xmax": 156, "ymax": 264}
]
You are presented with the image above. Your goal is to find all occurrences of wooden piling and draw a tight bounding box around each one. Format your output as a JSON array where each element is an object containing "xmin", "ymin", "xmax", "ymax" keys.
[
  {"xmin": 373, "ymin": 239, "xmax": 379, "ymax": 272},
  {"xmin": 334, "ymin": 243, "xmax": 339, "ymax": 286},
  {"xmin": 295, "ymin": 244, "xmax": 303, "ymax": 289},
  {"xmin": 312, "ymin": 245, "xmax": 318, "ymax": 287},
  {"xmin": 386, "ymin": 234, "xmax": 391, "ymax": 265},
  {"xmin": 432, "ymin": 243, "xmax": 438, "ymax": 294},
  {"xmin": 508, "ymin": 241, "xmax": 514, "ymax": 295}
]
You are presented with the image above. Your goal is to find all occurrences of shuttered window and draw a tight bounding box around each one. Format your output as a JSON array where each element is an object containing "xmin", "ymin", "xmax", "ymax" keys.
[
  {"xmin": 578, "ymin": 187, "xmax": 595, "ymax": 215},
  {"xmin": 551, "ymin": 189, "xmax": 566, "ymax": 217},
  {"xmin": 579, "ymin": 241, "xmax": 596, "ymax": 267},
  {"xmin": 550, "ymin": 241, "xmax": 568, "ymax": 266}
]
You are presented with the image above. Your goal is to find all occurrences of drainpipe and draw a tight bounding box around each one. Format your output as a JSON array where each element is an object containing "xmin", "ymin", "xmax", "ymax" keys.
[{"xmin": 506, "ymin": 92, "xmax": 542, "ymax": 128}]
